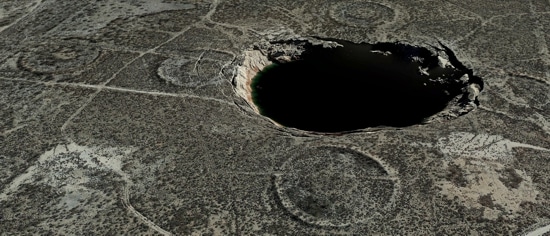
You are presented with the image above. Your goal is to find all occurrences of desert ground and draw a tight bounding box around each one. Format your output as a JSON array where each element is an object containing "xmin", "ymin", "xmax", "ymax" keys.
[{"xmin": 1, "ymin": 0, "xmax": 549, "ymax": 235}]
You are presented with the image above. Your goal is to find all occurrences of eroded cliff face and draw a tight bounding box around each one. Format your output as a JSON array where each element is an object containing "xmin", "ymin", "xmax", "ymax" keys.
[
  {"xmin": 234, "ymin": 50, "xmax": 271, "ymax": 114},
  {"xmin": 234, "ymin": 36, "xmax": 343, "ymax": 115}
]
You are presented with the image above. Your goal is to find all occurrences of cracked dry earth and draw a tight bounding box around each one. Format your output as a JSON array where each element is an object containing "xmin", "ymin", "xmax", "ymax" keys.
[{"xmin": 0, "ymin": 0, "xmax": 549, "ymax": 235}]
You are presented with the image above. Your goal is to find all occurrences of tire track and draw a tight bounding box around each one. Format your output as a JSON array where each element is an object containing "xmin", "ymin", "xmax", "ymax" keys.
[{"xmin": 120, "ymin": 180, "xmax": 172, "ymax": 236}]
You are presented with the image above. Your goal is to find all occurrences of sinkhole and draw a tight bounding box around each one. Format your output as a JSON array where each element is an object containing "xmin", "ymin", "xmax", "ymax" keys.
[{"xmin": 235, "ymin": 38, "xmax": 483, "ymax": 133}]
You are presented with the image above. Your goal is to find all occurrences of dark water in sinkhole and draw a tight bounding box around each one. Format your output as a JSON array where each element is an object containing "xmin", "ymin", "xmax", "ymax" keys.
[{"xmin": 251, "ymin": 40, "xmax": 468, "ymax": 133}]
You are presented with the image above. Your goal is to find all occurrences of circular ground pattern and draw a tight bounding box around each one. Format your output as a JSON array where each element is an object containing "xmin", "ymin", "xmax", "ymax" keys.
[
  {"xmin": 157, "ymin": 56, "xmax": 228, "ymax": 87},
  {"xmin": 19, "ymin": 40, "xmax": 101, "ymax": 74},
  {"xmin": 275, "ymin": 146, "xmax": 399, "ymax": 227},
  {"xmin": 329, "ymin": 1, "xmax": 396, "ymax": 28},
  {"xmin": 157, "ymin": 57, "xmax": 199, "ymax": 86}
]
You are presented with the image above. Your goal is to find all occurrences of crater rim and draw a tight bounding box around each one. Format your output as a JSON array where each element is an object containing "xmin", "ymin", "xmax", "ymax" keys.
[{"xmin": 233, "ymin": 36, "xmax": 484, "ymax": 134}]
